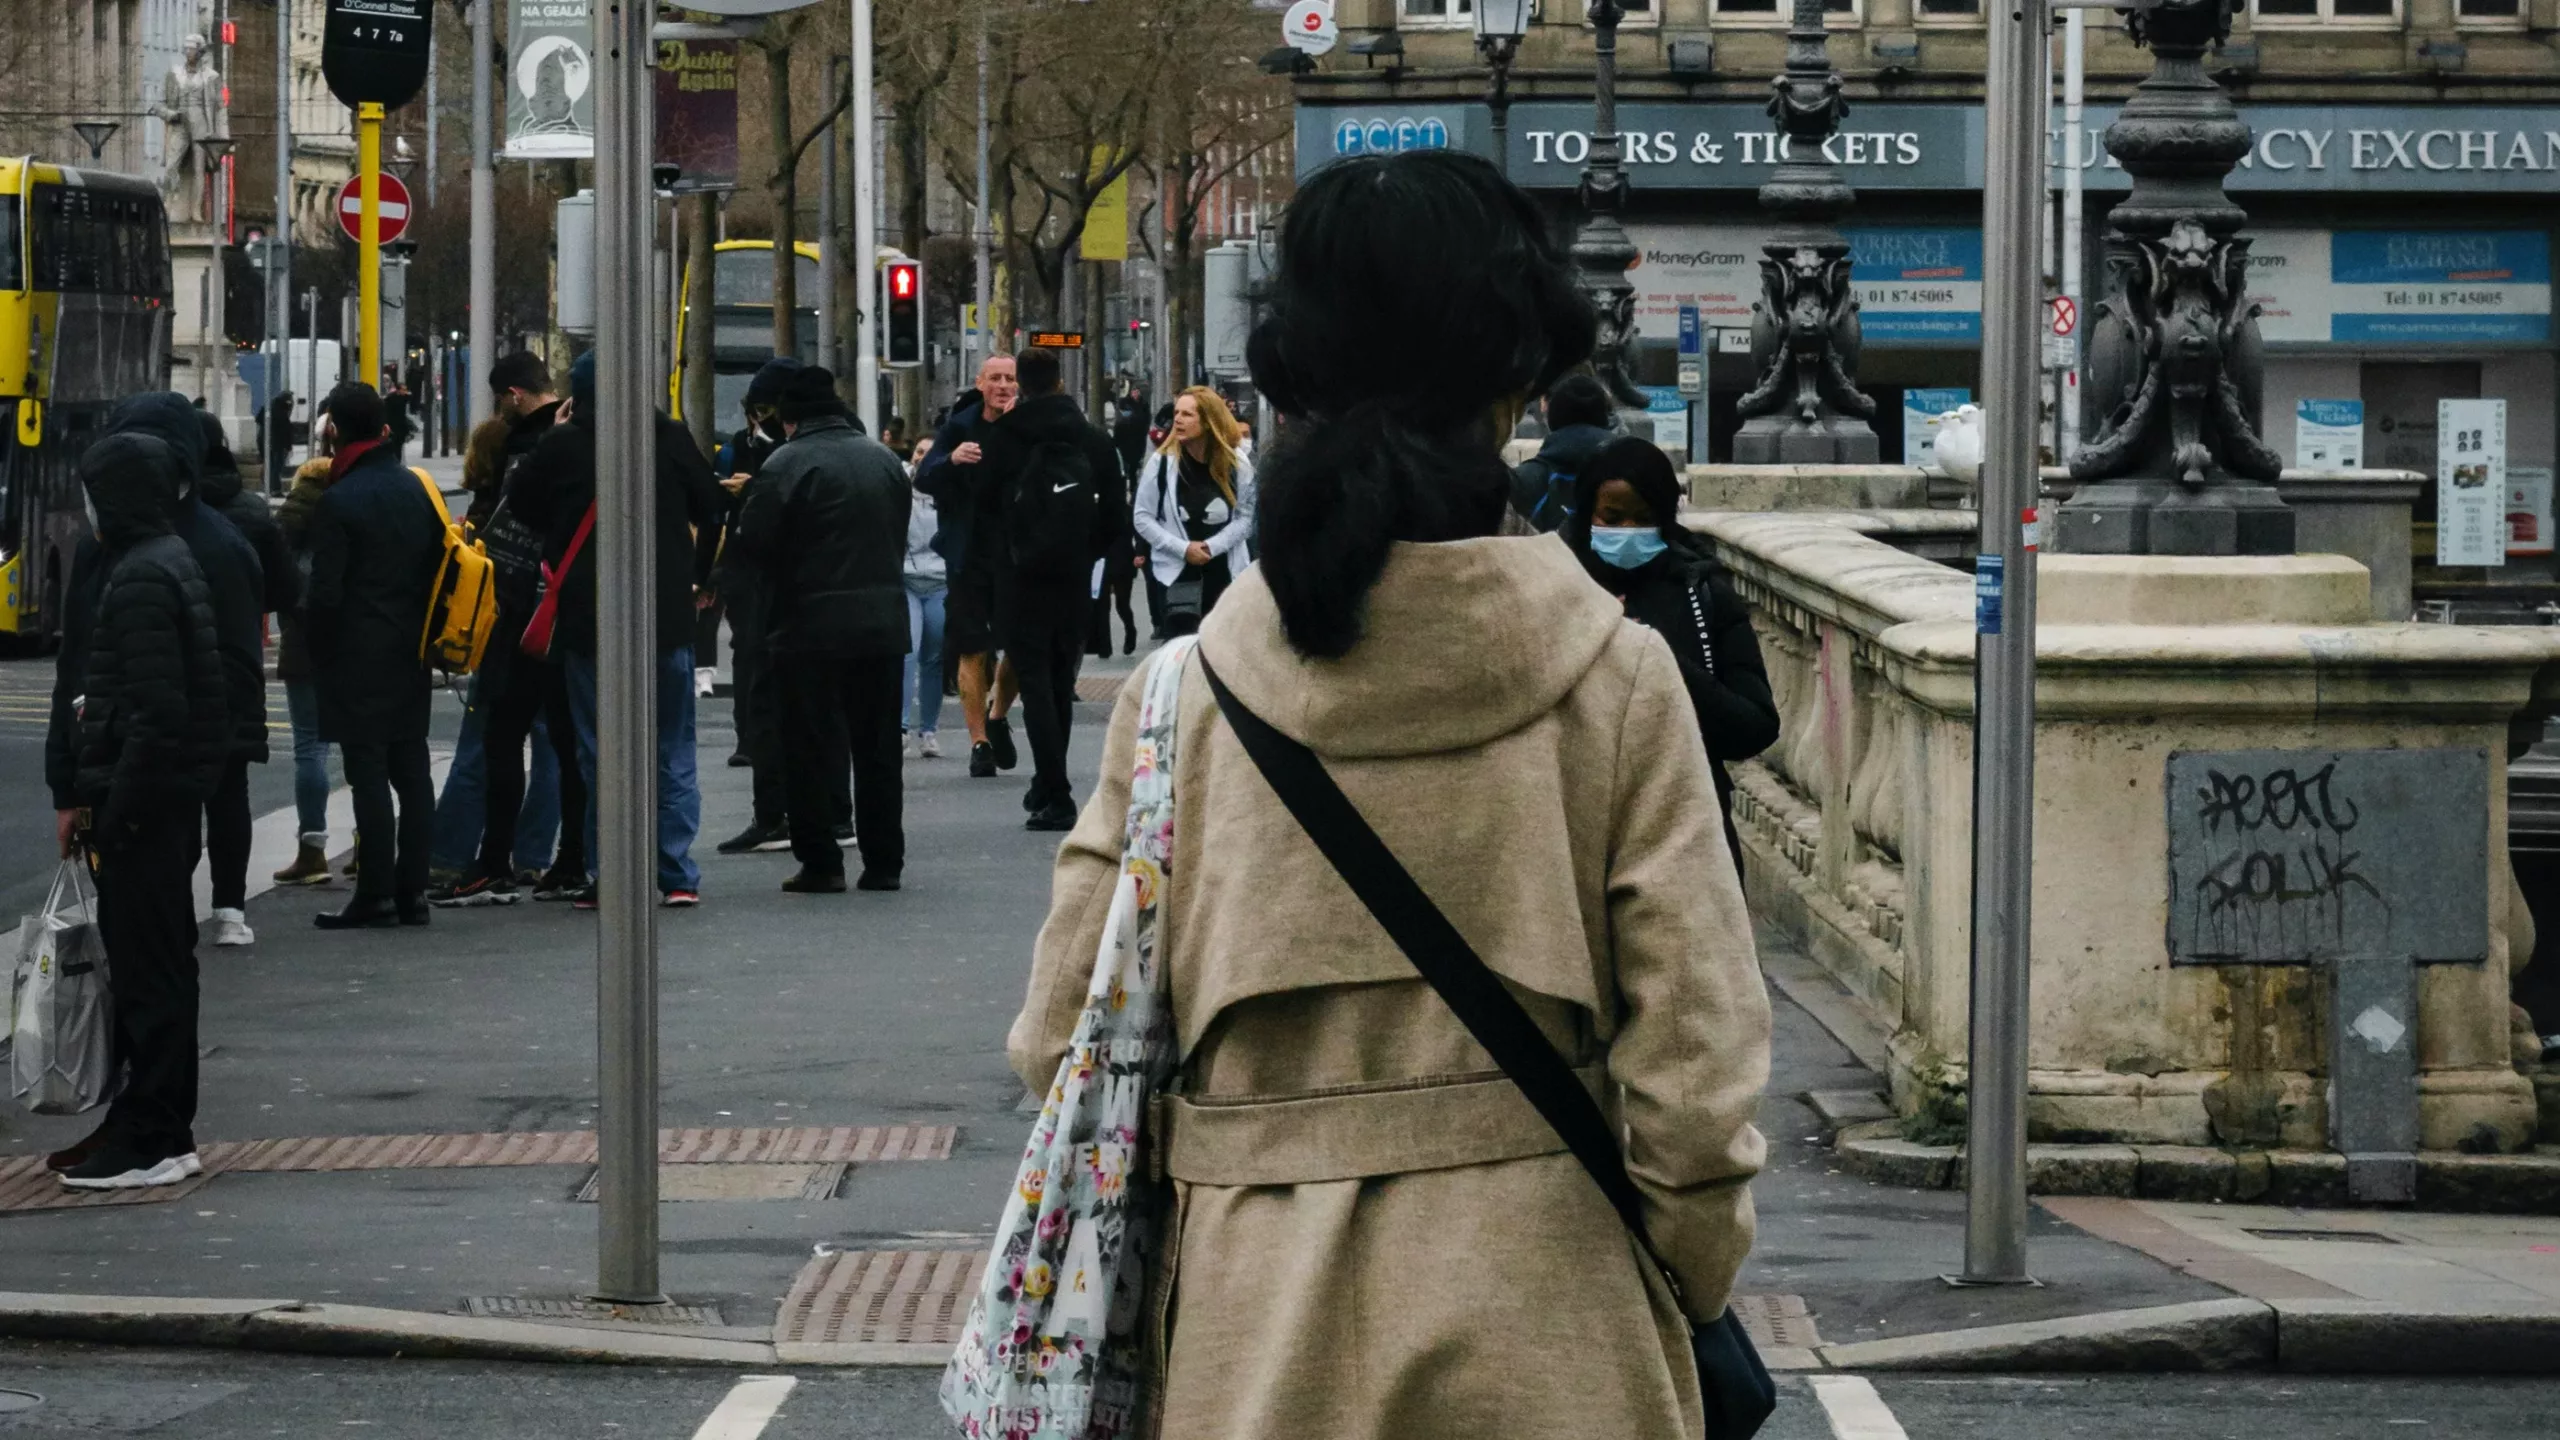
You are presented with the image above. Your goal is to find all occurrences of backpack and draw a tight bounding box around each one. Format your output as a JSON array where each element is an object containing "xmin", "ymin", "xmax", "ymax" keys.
[
  {"xmin": 1511, "ymin": 457, "xmax": 1577, "ymax": 533},
  {"xmin": 412, "ymin": 468, "xmax": 498, "ymax": 675},
  {"xmin": 1005, "ymin": 437, "xmax": 1099, "ymax": 582}
]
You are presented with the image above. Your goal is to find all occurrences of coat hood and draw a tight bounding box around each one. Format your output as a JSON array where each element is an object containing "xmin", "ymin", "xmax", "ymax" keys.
[
  {"xmin": 1535, "ymin": 422, "xmax": 1615, "ymax": 472},
  {"xmin": 1199, "ymin": 534, "xmax": 1625, "ymax": 758},
  {"xmin": 81, "ymin": 434, "xmax": 183, "ymax": 548},
  {"xmin": 197, "ymin": 411, "xmax": 245, "ymax": 504},
  {"xmin": 997, "ymin": 392, "xmax": 1095, "ymax": 448},
  {"xmin": 108, "ymin": 392, "xmax": 208, "ymax": 495}
]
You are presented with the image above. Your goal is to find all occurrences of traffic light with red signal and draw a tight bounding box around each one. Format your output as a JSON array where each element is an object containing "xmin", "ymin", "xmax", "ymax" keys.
[{"xmin": 881, "ymin": 258, "xmax": 923, "ymax": 368}]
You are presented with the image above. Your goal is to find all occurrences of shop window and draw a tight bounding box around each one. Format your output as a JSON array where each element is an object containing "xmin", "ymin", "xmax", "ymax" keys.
[
  {"xmin": 1713, "ymin": 0, "xmax": 1857, "ymax": 20},
  {"xmin": 1917, "ymin": 0, "xmax": 1980, "ymax": 17},
  {"xmin": 2251, "ymin": 0, "xmax": 2400, "ymax": 23},
  {"xmin": 1401, "ymin": 0, "xmax": 1660, "ymax": 25},
  {"xmin": 2456, "ymin": 0, "xmax": 2523, "ymax": 21},
  {"xmin": 1400, "ymin": 0, "xmax": 1472, "ymax": 23}
]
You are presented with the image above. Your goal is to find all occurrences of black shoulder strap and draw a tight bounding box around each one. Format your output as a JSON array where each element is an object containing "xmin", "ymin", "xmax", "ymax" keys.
[{"xmin": 1198, "ymin": 653, "xmax": 1682, "ymax": 1302}]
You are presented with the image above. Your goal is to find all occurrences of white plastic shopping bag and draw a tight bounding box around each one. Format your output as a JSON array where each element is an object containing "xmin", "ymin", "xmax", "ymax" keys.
[{"xmin": 9, "ymin": 854, "xmax": 115, "ymax": 1115}]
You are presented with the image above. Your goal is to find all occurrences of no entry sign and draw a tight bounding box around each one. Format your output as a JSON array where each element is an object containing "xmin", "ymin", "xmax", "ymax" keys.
[
  {"xmin": 336, "ymin": 173, "xmax": 412, "ymax": 244},
  {"xmin": 2049, "ymin": 295, "xmax": 2078, "ymax": 337}
]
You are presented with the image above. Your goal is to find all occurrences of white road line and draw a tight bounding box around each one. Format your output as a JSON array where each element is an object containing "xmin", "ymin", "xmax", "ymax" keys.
[
  {"xmin": 689, "ymin": 1375, "xmax": 799, "ymax": 1440},
  {"xmin": 1810, "ymin": 1375, "xmax": 1910, "ymax": 1440}
]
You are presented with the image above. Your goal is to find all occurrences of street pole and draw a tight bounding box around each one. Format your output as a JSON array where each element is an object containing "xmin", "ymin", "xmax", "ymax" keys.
[
  {"xmin": 2059, "ymin": 8, "xmax": 2085, "ymax": 467},
  {"xmin": 303, "ymin": 286, "xmax": 318, "ymax": 434},
  {"xmin": 357, "ymin": 101, "xmax": 383, "ymax": 388},
  {"xmin": 592, "ymin": 0, "xmax": 663, "ymax": 1306},
  {"xmin": 972, "ymin": 17, "xmax": 991, "ymax": 376},
  {"xmin": 469, "ymin": 0, "xmax": 495, "ymax": 429},
  {"xmin": 424, "ymin": 18, "xmax": 439, "ymax": 211},
  {"xmin": 1958, "ymin": 0, "xmax": 2046, "ymax": 1289},
  {"xmin": 272, "ymin": 0, "xmax": 294, "ymax": 485},
  {"xmin": 818, "ymin": 55, "xmax": 840, "ymax": 376},
  {"xmin": 851, "ymin": 0, "xmax": 878, "ymax": 433}
]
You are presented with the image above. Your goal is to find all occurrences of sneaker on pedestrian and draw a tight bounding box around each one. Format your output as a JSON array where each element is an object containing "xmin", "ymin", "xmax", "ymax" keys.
[
  {"xmin": 175, "ymin": 1151, "xmax": 204, "ymax": 1178},
  {"xmin": 398, "ymin": 895, "xmax": 433, "ymax": 927},
  {"xmin": 969, "ymin": 741, "xmax": 997, "ymax": 778},
  {"xmin": 715, "ymin": 820, "xmax": 792, "ymax": 855},
  {"xmin": 211, "ymin": 907, "xmax": 255, "ymax": 947},
  {"xmin": 855, "ymin": 870, "xmax": 901, "ymax": 892},
  {"xmin": 314, "ymin": 896, "xmax": 401, "ymax": 930},
  {"xmin": 695, "ymin": 666, "xmax": 717, "ymax": 698},
  {"xmin": 903, "ymin": 731, "xmax": 922, "ymax": 760},
  {"xmin": 1026, "ymin": 800, "xmax": 1078, "ymax": 833},
  {"xmin": 272, "ymin": 837, "xmax": 332, "ymax": 886},
  {"xmin": 834, "ymin": 821, "xmax": 856, "ymax": 848},
  {"xmin": 661, "ymin": 889, "xmax": 701, "ymax": 908},
  {"xmin": 570, "ymin": 886, "xmax": 600, "ymax": 911},
  {"xmin": 780, "ymin": 869, "xmax": 847, "ymax": 894},
  {"xmin": 427, "ymin": 871, "xmax": 522, "ymax": 907},
  {"xmin": 726, "ymin": 752, "xmax": 752, "ymax": 769},
  {"xmin": 919, "ymin": 731, "xmax": 941, "ymax": 759},
  {"xmin": 59, "ymin": 1146, "xmax": 190, "ymax": 1191},
  {"xmin": 987, "ymin": 716, "xmax": 1019, "ymax": 771},
  {"xmin": 532, "ymin": 867, "xmax": 586, "ymax": 901}
]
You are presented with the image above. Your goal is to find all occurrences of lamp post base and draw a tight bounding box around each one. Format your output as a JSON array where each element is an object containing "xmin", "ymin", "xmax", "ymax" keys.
[
  {"xmin": 2049, "ymin": 480, "xmax": 2297, "ymax": 556},
  {"xmin": 1732, "ymin": 413, "xmax": 1882, "ymax": 465}
]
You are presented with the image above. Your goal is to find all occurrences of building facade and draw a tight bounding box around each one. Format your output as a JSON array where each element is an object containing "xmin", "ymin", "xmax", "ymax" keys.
[{"xmin": 1295, "ymin": 2, "xmax": 2560, "ymax": 581}]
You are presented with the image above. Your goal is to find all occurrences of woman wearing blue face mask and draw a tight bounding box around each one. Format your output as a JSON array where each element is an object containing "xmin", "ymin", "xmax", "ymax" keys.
[{"xmin": 1565, "ymin": 437, "xmax": 1781, "ymax": 871}]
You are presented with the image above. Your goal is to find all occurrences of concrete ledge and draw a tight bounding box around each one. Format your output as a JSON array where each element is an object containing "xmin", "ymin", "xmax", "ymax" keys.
[
  {"xmin": 1835, "ymin": 1134, "xmax": 2560, "ymax": 1213},
  {"xmin": 1817, "ymin": 1299, "xmax": 2275, "ymax": 1373},
  {"xmin": 2274, "ymin": 1300, "xmax": 2560, "ymax": 1375},
  {"xmin": 0, "ymin": 1292, "xmax": 294, "ymax": 1349},
  {"xmin": 774, "ymin": 1341, "xmax": 954, "ymax": 1367}
]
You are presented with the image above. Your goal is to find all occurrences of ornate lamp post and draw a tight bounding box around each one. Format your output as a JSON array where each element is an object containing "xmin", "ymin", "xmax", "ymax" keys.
[
  {"xmin": 70, "ymin": 121, "xmax": 121, "ymax": 163},
  {"xmin": 1475, "ymin": 0, "xmax": 1533, "ymax": 176},
  {"xmin": 2050, "ymin": 0, "xmax": 2293, "ymax": 555},
  {"xmin": 1732, "ymin": 0, "xmax": 1878, "ymax": 463},
  {"xmin": 1571, "ymin": 0, "xmax": 1649, "ymax": 419}
]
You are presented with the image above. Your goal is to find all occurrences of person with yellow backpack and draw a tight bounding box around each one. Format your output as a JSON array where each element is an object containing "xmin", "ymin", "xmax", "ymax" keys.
[{"xmin": 302, "ymin": 383, "xmax": 453, "ymax": 929}]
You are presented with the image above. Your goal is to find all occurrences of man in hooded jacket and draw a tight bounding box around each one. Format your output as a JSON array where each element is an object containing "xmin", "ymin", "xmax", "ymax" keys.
[
  {"xmin": 1509, "ymin": 372, "xmax": 1618, "ymax": 533},
  {"xmin": 195, "ymin": 413, "xmax": 295, "ymax": 946},
  {"xmin": 45, "ymin": 433, "xmax": 229, "ymax": 1189},
  {"xmin": 725, "ymin": 366, "xmax": 909, "ymax": 891}
]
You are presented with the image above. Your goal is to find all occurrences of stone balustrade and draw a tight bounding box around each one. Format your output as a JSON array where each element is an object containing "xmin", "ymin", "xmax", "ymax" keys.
[{"xmin": 1693, "ymin": 509, "xmax": 2560, "ymax": 1152}]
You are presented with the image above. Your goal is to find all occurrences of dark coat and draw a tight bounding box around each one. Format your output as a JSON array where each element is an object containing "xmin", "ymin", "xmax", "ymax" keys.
[
  {"xmin": 912, "ymin": 395, "xmax": 987, "ymax": 575},
  {"xmin": 173, "ymin": 496, "xmax": 270, "ymax": 762},
  {"xmin": 1591, "ymin": 549, "xmax": 1780, "ymax": 839},
  {"xmin": 55, "ymin": 435, "xmax": 228, "ymax": 839},
  {"xmin": 709, "ymin": 419, "xmax": 785, "ymax": 653},
  {"xmin": 271, "ymin": 458, "xmax": 335, "ymax": 683},
  {"xmin": 726, "ymin": 414, "xmax": 911, "ymax": 660},
  {"xmin": 1511, "ymin": 422, "xmax": 1615, "ymax": 533},
  {"xmin": 503, "ymin": 412, "xmax": 724, "ymax": 656},
  {"xmin": 200, "ymin": 446, "xmax": 298, "ymax": 619},
  {"xmin": 975, "ymin": 391, "xmax": 1124, "ymax": 591},
  {"xmin": 304, "ymin": 442, "xmax": 445, "ymax": 744}
]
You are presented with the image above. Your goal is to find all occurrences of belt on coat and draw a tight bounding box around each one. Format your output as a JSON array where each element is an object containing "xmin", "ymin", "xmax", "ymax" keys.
[{"xmin": 1154, "ymin": 1066, "xmax": 1606, "ymax": 1187}]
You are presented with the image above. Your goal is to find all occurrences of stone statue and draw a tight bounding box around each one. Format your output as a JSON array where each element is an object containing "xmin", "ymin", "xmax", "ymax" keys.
[{"xmin": 158, "ymin": 33, "xmax": 224, "ymax": 224}]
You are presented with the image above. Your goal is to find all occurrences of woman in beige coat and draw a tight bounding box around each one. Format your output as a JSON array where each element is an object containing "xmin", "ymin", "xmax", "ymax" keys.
[{"xmin": 1008, "ymin": 151, "xmax": 1771, "ymax": 1440}]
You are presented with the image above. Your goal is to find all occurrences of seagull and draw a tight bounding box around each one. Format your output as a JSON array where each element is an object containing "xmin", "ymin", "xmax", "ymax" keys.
[{"xmin": 1933, "ymin": 403, "xmax": 1984, "ymax": 485}]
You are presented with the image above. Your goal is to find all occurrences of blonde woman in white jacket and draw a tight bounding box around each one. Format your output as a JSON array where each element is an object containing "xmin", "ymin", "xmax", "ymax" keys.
[{"xmin": 1133, "ymin": 386, "xmax": 1257, "ymax": 635}]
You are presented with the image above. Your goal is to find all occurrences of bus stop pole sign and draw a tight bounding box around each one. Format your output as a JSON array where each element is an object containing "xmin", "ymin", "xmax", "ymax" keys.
[{"xmin": 322, "ymin": 0, "xmax": 434, "ymax": 110}]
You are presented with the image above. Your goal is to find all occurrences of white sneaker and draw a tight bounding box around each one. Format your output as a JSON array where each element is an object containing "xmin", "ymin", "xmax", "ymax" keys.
[
  {"xmin": 903, "ymin": 732, "xmax": 921, "ymax": 760},
  {"xmin": 176, "ymin": 1151, "xmax": 204, "ymax": 1178},
  {"xmin": 212, "ymin": 908, "xmax": 255, "ymax": 947},
  {"xmin": 60, "ymin": 1153, "xmax": 190, "ymax": 1191},
  {"xmin": 695, "ymin": 666, "xmax": 717, "ymax": 698},
  {"xmin": 920, "ymin": 732, "xmax": 942, "ymax": 759}
]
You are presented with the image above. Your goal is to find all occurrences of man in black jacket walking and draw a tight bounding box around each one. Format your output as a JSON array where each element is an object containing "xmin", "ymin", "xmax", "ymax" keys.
[
  {"xmin": 47, "ymin": 433, "xmax": 230, "ymax": 1189},
  {"xmin": 726, "ymin": 367, "xmax": 910, "ymax": 891},
  {"xmin": 305, "ymin": 383, "xmax": 447, "ymax": 928},
  {"xmin": 979, "ymin": 347, "xmax": 1122, "ymax": 830}
]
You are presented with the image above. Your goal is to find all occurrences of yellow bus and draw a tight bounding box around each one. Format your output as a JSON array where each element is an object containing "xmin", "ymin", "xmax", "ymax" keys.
[
  {"xmin": 670, "ymin": 239, "xmax": 820, "ymax": 439},
  {"xmin": 0, "ymin": 158, "xmax": 172, "ymax": 645}
]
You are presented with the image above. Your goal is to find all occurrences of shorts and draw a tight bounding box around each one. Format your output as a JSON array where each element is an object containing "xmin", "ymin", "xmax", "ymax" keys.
[{"xmin": 946, "ymin": 564, "xmax": 999, "ymax": 658}]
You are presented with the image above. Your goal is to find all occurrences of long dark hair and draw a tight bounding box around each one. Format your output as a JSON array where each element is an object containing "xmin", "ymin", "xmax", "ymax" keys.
[{"xmin": 1247, "ymin": 151, "xmax": 1593, "ymax": 658}]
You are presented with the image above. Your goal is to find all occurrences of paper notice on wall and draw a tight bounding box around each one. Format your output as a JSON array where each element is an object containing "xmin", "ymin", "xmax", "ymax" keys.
[
  {"xmin": 1904, "ymin": 387, "xmax": 1970, "ymax": 467},
  {"xmin": 2508, "ymin": 466, "xmax": 2554, "ymax": 557},
  {"xmin": 1641, "ymin": 386, "xmax": 1691, "ymax": 458},
  {"xmin": 2294, "ymin": 398, "xmax": 2364, "ymax": 470},
  {"xmin": 2437, "ymin": 397, "xmax": 2507, "ymax": 567}
]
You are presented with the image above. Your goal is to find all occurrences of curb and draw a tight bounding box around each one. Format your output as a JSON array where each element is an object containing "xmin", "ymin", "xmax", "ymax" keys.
[
  {"xmin": 1834, "ymin": 1124, "xmax": 2560, "ymax": 1213},
  {"xmin": 1812, "ymin": 1297, "xmax": 2560, "ymax": 1375}
]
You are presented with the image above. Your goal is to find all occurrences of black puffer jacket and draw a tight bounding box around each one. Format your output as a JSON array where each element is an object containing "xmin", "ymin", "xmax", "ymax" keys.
[
  {"xmin": 199, "ymin": 413, "xmax": 298, "ymax": 618},
  {"xmin": 65, "ymin": 435, "xmax": 228, "ymax": 839},
  {"xmin": 104, "ymin": 392, "xmax": 267, "ymax": 761},
  {"xmin": 726, "ymin": 413, "xmax": 911, "ymax": 660}
]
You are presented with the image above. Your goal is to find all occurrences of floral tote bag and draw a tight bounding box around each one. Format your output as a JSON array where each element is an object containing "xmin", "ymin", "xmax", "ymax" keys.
[{"xmin": 941, "ymin": 635, "xmax": 1198, "ymax": 1440}]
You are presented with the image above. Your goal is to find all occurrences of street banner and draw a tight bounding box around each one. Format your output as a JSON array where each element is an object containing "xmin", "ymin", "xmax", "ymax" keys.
[
  {"xmin": 506, "ymin": 0, "xmax": 595, "ymax": 160},
  {"xmin": 2436, "ymin": 397, "xmax": 2507, "ymax": 567},
  {"xmin": 1081, "ymin": 150, "xmax": 1130, "ymax": 262},
  {"xmin": 655, "ymin": 34, "xmax": 741, "ymax": 191},
  {"xmin": 1903, "ymin": 386, "xmax": 1970, "ymax": 467},
  {"xmin": 2293, "ymin": 398, "xmax": 2364, "ymax": 470},
  {"xmin": 2508, "ymin": 466, "xmax": 2554, "ymax": 557}
]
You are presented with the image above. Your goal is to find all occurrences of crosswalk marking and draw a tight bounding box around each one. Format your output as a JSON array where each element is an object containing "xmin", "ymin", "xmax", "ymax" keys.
[
  {"xmin": 1810, "ymin": 1375, "xmax": 1910, "ymax": 1440},
  {"xmin": 689, "ymin": 1376, "xmax": 797, "ymax": 1440}
]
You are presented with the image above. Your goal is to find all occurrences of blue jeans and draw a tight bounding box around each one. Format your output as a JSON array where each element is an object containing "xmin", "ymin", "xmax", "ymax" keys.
[
  {"xmin": 904, "ymin": 585, "xmax": 946, "ymax": 735},
  {"xmin": 563, "ymin": 646, "xmax": 701, "ymax": 894},
  {"xmin": 285, "ymin": 680, "xmax": 331, "ymax": 837},
  {"xmin": 431, "ymin": 668, "xmax": 563, "ymax": 874}
]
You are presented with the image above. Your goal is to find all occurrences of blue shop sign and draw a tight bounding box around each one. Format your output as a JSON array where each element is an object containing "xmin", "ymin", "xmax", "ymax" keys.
[
  {"xmin": 2327, "ymin": 231, "xmax": 2552, "ymax": 344},
  {"xmin": 1846, "ymin": 227, "xmax": 1983, "ymax": 345},
  {"xmin": 1296, "ymin": 101, "xmax": 2560, "ymax": 194}
]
